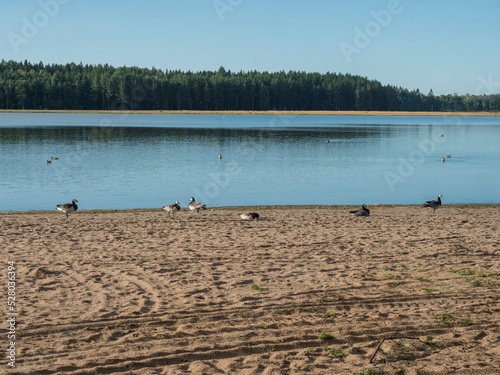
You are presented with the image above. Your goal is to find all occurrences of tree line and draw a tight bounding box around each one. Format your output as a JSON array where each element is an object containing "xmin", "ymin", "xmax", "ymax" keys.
[{"xmin": 1, "ymin": 59, "xmax": 499, "ymax": 112}]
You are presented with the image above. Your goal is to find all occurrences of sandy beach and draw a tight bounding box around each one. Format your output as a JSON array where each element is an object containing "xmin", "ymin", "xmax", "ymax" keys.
[{"xmin": 2, "ymin": 206, "xmax": 499, "ymax": 374}]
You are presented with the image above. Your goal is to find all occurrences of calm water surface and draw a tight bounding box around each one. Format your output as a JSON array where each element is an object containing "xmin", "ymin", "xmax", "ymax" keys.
[{"xmin": 0, "ymin": 113, "xmax": 499, "ymax": 211}]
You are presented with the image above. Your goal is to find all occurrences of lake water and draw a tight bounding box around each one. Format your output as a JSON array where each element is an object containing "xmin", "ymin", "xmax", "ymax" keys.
[{"xmin": 0, "ymin": 113, "xmax": 499, "ymax": 211}]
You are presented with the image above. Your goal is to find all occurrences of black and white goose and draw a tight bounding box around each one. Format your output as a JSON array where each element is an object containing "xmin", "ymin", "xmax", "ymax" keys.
[
  {"xmin": 239, "ymin": 213, "xmax": 260, "ymax": 221},
  {"xmin": 349, "ymin": 204, "xmax": 370, "ymax": 217},
  {"xmin": 423, "ymin": 194, "xmax": 442, "ymax": 212},
  {"xmin": 56, "ymin": 199, "xmax": 78, "ymax": 218},
  {"xmin": 163, "ymin": 201, "xmax": 181, "ymax": 216},
  {"xmin": 188, "ymin": 197, "xmax": 207, "ymax": 214}
]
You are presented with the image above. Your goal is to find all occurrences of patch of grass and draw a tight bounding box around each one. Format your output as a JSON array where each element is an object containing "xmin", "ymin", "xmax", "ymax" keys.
[
  {"xmin": 418, "ymin": 268, "xmax": 425, "ymax": 272},
  {"xmin": 470, "ymin": 280, "xmax": 482, "ymax": 287},
  {"xmin": 419, "ymin": 287, "xmax": 435, "ymax": 295},
  {"xmin": 318, "ymin": 333, "xmax": 335, "ymax": 341},
  {"xmin": 384, "ymin": 267, "xmax": 399, "ymax": 272},
  {"xmin": 323, "ymin": 346, "xmax": 345, "ymax": 358},
  {"xmin": 251, "ymin": 285, "xmax": 269, "ymax": 292},
  {"xmin": 261, "ymin": 324, "xmax": 269, "ymax": 329},
  {"xmin": 448, "ymin": 268, "xmax": 477, "ymax": 276},
  {"xmin": 384, "ymin": 275, "xmax": 400, "ymax": 280},
  {"xmin": 462, "ymin": 318, "xmax": 473, "ymax": 326},
  {"xmin": 157, "ymin": 334, "xmax": 166, "ymax": 340},
  {"xmin": 122, "ymin": 330, "xmax": 131, "ymax": 335},
  {"xmin": 238, "ymin": 335, "xmax": 250, "ymax": 341},
  {"xmin": 203, "ymin": 324, "xmax": 213, "ymax": 328},
  {"xmin": 364, "ymin": 369, "xmax": 378, "ymax": 375},
  {"xmin": 417, "ymin": 277, "xmax": 430, "ymax": 282}
]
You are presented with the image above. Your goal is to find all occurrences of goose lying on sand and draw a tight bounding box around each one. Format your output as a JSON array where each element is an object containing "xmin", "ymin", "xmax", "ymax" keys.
[
  {"xmin": 349, "ymin": 204, "xmax": 370, "ymax": 217},
  {"xmin": 56, "ymin": 199, "xmax": 78, "ymax": 218},
  {"xmin": 239, "ymin": 213, "xmax": 260, "ymax": 221}
]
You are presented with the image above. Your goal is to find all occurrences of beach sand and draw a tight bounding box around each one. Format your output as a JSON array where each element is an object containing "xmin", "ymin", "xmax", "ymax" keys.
[{"xmin": 2, "ymin": 207, "xmax": 499, "ymax": 374}]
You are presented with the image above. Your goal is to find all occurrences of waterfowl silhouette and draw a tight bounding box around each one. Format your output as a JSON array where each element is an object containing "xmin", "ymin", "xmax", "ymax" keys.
[
  {"xmin": 188, "ymin": 197, "xmax": 207, "ymax": 214},
  {"xmin": 56, "ymin": 199, "xmax": 78, "ymax": 218},
  {"xmin": 239, "ymin": 213, "xmax": 260, "ymax": 221},
  {"xmin": 218, "ymin": 154, "xmax": 222, "ymax": 161},
  {"xmin": 423, "ymin": 194, "xmax": 442, "ymax": 212},
  {"xmin": 163, "ymin": 201, "xmax": 181, "ymax": 216},
  {"xmin": 349, "ymin": 204, "xmax": 370, "ymax": 217},
  {"xmin": 445, "ymin": 155, "xmax": 451, "ymax": 158},
  {"xmin": 441, "ymin": 157, "xmax": 445, "ymax": 163}
]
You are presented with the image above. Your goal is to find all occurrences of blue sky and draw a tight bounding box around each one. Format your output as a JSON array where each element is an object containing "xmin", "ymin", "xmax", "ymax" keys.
[{"xmin": 1, "ymin": 0, "xmax": 499, "ymax": 95}]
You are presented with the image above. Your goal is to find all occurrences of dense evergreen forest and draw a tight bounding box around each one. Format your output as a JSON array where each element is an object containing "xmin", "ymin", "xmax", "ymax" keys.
[{"xmin": 1, "ymin": 59, "xmax": 499, "ymax": 112}]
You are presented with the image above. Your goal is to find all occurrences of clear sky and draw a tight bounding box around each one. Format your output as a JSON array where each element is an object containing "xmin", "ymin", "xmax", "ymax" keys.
[{"xmin": 1, "ymin": 0, "xmax": 499, "ymax": 96}]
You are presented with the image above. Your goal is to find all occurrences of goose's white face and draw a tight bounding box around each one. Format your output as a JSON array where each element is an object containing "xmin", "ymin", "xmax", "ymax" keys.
[
  {"xmin": 175, "ymin": 201, "xmax": 179, "ymax": 205},
  {"xmin": 438, "ymin": 195, "xmax": 442, "ymax": 198}
]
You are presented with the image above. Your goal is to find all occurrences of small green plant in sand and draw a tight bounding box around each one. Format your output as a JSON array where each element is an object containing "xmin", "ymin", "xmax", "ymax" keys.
[
  {"xmin": 384, "ymin": 275, "xmax": 400, "ymax": 280},
  {"xmin": 448, "ymin": 268, "xmax": 477, "ymax": 276},
  {"xmin": 203, "ymin": 324, "xmax": 213, "ymax": 328},
  {"xmin": 238, "ymin": 335, "xmax": 250, "ymax": 341},
  {"xmin": 157, "ymin": 334, "xmax": 166, "ymax": 340},
  {"xmin": 431, "ymin": 312, "xmax": 454, "ymax": 327},
  {"xmin": 291, "ymin": 301, "xmax": 302, "ymax": 312},
  {"xmin": 122, "ymin": 330, "xmax": 131, "ymax": 335},
  {"xmin": 261, "ymin": 323, "xmax": 268, "ymax": 329},
  {"xmin": 318, "ymin": 333, "xmax": 335, "ymax": 341},
  {"xmin": 251, "ymin": 285, "xmax": 269, "ymax": 292},
  {"xmin": 363, "ymin": 369, "xmax": 378, "ymax": 375},
  {"xmin": 417, "ymin": 276, "xmax": 430, "ymax": 282},
  {"xmin": 418, "ymin": 287, "xmax": 435, "ymax": 296},
  {"xmin": 470, "ymin": 280, "xmax": 482, "ymax": 287},
  {"xmin": 323, "ymin": 346, "xmax": 345, "ymax": 358},
  {"xmin": 418, "ymin": 268, "xmax": 425, "ymax": 272},
  {"xmin": 384, "ymin": 267, "xmax": 399, "ymax": 272}
]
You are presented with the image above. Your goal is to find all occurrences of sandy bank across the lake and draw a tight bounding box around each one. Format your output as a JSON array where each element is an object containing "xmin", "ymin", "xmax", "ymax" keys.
[{"xmin": 1, "ymin": 206, "xmax": 499, "ymax": 374}]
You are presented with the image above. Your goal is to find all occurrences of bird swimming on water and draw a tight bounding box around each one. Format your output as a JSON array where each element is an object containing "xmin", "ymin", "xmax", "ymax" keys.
[
  {"xmin": 56, "ymin": 199, "xmax": 78, "ymax": 218},
  {"xmin": 445, "ymin": 155, "xmax": 451, "ymax": 158},
  {"xmin": 423, "ymin": 194, "xmax": 442, "ymax": 212},
  {"xmin": 239, "ymin": 213, "xmax": 260, "ymax": 221},
  {"xmin": 441, "ymin": 157, "xmax": 445, "ymax": 163},
  {"xmin": 163, "ymin": 201, "xmax": 181, "ymax": 216},
  {"xmin": 188, "ymin": 197, "xmax": 207, "ymax": 214},
  {"xmin": 349, "ymin": 204, "xmax": 370, "ymax": 217},
  {"xmin": 218, "ymin": 154, "xmax": 222, "ymax": 161}
]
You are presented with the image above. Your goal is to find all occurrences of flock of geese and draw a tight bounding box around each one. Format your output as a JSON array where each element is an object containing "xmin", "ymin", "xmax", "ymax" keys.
[{"xmin": 56, "ymin": 195, "xmax": 443, "ymax": 219}]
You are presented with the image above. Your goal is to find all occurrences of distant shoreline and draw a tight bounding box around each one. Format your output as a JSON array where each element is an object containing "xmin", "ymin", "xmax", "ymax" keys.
[{"xmin": 0, "ymin": 109, "xmax": 499, "ymax": 116}]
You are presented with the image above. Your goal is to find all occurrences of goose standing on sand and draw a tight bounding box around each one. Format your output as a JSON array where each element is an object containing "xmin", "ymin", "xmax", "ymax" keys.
[
  {"xmin": 56, "ymin": 199, "xmax": 78, "ymax": 218},
  {"xmin": 423, "ymin": 194, "xmax": 442, "ymax": 212},
  {"xmin": 163, "ymin": 201, "xmax": 181, "ymax": 216},
  {"xmin": 349, "ymin": 204, "xmax": 370, "ymax": 217},
  {"xmin": 239, "ymin": 213, "xmax": 260, "ymax": 221},
  {"xmin": 188, "ymin": 197, "xmax": 207, "ymax": 214}
]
